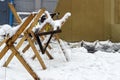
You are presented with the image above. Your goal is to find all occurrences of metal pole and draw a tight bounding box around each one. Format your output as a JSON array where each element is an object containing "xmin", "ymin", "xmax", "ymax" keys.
[{"xmin": 9, "ymin": 0, "xmax": 14, "ymax": 26}]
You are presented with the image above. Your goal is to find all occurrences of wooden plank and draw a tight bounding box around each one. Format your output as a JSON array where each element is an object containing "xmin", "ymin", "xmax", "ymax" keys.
[
  {"xmin": 40, "ymin": 36, "xmax": 52, "ymax": 50},
  {"xmin": 31, "ymin": 31, "xmax": 53, "ymax": 59},
  {"xmin": 10, "ymin": 45, "xmax": 40, "ymax": 80},
  {"xmin": 32, "ymin": 48, "xmax": 53, "ymax": 60},
  {"xmin": 37, "ymin": 29, "xmax": 61, "ymax": 36},
  {"xmin": 45, "ymin": 50, "xmax": 53, "ymax": 59},
  {"xmin": 0, "ymin": 14, "xmax": 35, "ymax": 60},
  {"xmin": 22, "ymin": 36, "xmax": 53, "ymax": 60},
  {"xmin": 22, "ymin": 33, "xmax": 52, "ymax": 53},
  {"xmin": 22, "ymin": 43, "xmax": 30, "ymax": 53},
  {"xmin": 3, "ymin": 36, "xmax": 26, "ymax": 67},
  {"xmin": 0, "ymin": 46, "xmax": 9, "ymax": 59},
  {"xmin": 27, "ymin": 9, "xmax": 45, "ymax": 32},
  {"xmin": 25, "ymin": 9, "xmax": 53, "ymax": 60},
  {"xmin": 8, "ymin": 3, "xmax": 22, "ymax": 24},
  {"xmin": 25, "ymin": 33, "xmax": 46, "ymax": 69},
  {"xmin": 21, "ymin": 8, "xmax": 46, "ymax": 53},
  {"xmin": 7, "ymin": 14, "xmax": 35, "ymax": 46},
  {"xmin": 3, "ymin": 53, "xmax": 14, "ymax": 67}
]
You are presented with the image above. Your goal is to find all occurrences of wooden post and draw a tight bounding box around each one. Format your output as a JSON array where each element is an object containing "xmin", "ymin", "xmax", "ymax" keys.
[
  {"xmin": 3, "ymin": 36, "xmax": 26, "ymax": 67},
  {"xmin": 10, "ymin": 45, "xmax": 40, "ymax": 80},
  {"xmin": 24, "ymin": 32, "xmax": 46, "ymax": 69},
  {"xmin": 8, "ymin": 3, "xmax": 22, "ymax": 24}
]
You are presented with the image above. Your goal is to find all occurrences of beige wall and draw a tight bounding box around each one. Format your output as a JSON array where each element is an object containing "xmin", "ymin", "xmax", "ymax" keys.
[
  {"xmin": 55, "ymin": 0, "xmax": 117, "ymax": 42},
  {"xmin": 111, "ymin": 24, "xmax": 120, "ymax": 42},
  {"xmin": 115, "ymin": 0, "xmax": 120, "ymax": 24},
  {"xmin": 111, "ymin": 0, "xmax": 120, "ymax": 42}
]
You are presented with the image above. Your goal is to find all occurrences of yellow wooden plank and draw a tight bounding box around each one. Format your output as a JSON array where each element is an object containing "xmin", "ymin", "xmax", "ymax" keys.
[
  {"xmin": 22, "ymin": 37, "xmax": 37, "ymax": 53},
  {"xmin": 8, "ymin": 3, "xmax": 22, "ymax": 24},
  {"xmin": 25, "ymin": 33, "xmax": 46, "ymax": 69},
  {"xmin": 22, "ymin": 43, "xmax": 30, "ymax": 53},
  {"xmin": 27, "ymin": 9, "xmax": 45, "ymax": 32},
  {"xmin": 22, "ymin": 9, "xmax": 46, "ymax": 53},
  {"xmin": 0, "ymin": 46, "xmax": 9, "ymax": 59},
  {"xmin": 45, "ymin": 50, "xmax": 53, "ymax": 59},
  {"xmin": 7, "ymin": 14, "xmax": 35, "ymax": 46},
  {"xmin": 3, "ymin": 53, "xmax": 14, "ymax": 67},
  {"xmin": 10, "ymin": 45, "xmax": 40, "ymax": 80},
  {"xmin": 3, "ymin": 36, "xmax": 26, "ymax": 67}
]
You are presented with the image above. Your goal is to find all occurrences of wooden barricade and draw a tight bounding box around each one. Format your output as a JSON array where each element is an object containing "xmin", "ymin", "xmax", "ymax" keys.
[
  {"xmin": 4, "ymin": 4, "xmax": 53, "ymax": 68},
  {"xmin": 0, "ymin": 2, "xmax": 71, "ymax": 80},
  {"xmin": 0, "ymin": 14, "xmax": 40, "ymax": 80},
  {"xmin": 3, "ymin": 9, "xmax": 50, "ymax": 69}
]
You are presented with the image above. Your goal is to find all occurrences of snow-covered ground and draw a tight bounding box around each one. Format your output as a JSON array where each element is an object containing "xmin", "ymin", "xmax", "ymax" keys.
[{"xmin": 1, "ymin": 39, "xmax": 120, "ymax": 80}]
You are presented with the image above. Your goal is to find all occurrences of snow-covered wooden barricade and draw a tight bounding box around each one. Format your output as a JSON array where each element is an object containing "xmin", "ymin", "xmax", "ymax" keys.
[
  {"xmin": 0, "ymin": 8, "xmax": 57, "ymax": 80},
  {"xmin": 8, "ymin": 3, "xmax": 72, "ymax": 61},
  {"xmin": 0, "ymin": 13, "xmax": 41, "ymax": 79},
  {"xmin": 4, "ymin": 4, "xmax": 53, "ymax": 68},
  {"xmin": 2, "ymin": 8, "xmax": 48, "ymax": 69},
  {"xmin": 0, "ymin": 3, "xmax": 71, "ymax": 79},
  {"xmin": 18, "ymin": 10, "xmax": 72, "ymax": 61},
  {"xmin": 8, "ymin": 3, "xmax": 55, "ymax": 59}
]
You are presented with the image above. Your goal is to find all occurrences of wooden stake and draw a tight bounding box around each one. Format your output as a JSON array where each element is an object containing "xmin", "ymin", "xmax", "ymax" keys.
[
  {"xmin": 3, "ymin": 36, "xmax": 26, "ymax": 67},
  {"xmin": 10, "ymin": 45, "xmax": 40, "ymax": 80},
  {"xmin": 8, "ymin": 3, "xmax": 22, "ymax": 24},
  {"xmin": 25, "ymin": 32, "xmax": 46, "ymax": 69}
]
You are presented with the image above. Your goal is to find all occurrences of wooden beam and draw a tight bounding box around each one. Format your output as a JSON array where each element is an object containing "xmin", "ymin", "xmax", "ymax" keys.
[
  {"xmin": 7, "ymin": 14, "xmax": 35, "ymax": 46},
  {"xmin": 27, "ymin": 9, "xmax": 45, "ymax": 33},
  {"xmin": 25, "ymin": 32, "xmax": 46, "ymax": 69},
  {"xmin": 10, "ymin": 45, "xmax": 40, "ymax": 80},
  {"xmin": 8, "ymin": 3, "xmax": 22, "ymax": 24},
  {"xmin": 3, "ymin": 36, "xmax": 26, "ymax": 67}
]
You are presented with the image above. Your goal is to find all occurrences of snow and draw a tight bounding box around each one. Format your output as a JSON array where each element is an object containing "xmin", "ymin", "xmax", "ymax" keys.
[{"xmin": 1, "ymin": 39, "xmax": 120, "ymax": 80}]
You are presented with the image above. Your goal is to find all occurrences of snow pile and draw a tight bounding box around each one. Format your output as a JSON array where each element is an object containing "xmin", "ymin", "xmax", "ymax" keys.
[
  {"xmin": 0, "ymin": 24, "xmax": 21, "ymax": 41},
  {"xmin": 0, "ymin": 24, "xmax": 14, "ymax": 41}
]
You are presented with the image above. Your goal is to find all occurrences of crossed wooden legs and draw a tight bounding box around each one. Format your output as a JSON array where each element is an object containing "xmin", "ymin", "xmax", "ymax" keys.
[
  {"xmin": 3, "ymin": 10, "xmax": 53, "ymax": 69},
  {"xmin": 0, "ymin": 14, "xmax": 40, "ymax": 79},
  {"xmin": 5, "ymin": 3, "xmax": 53, "ymax": 67}
]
